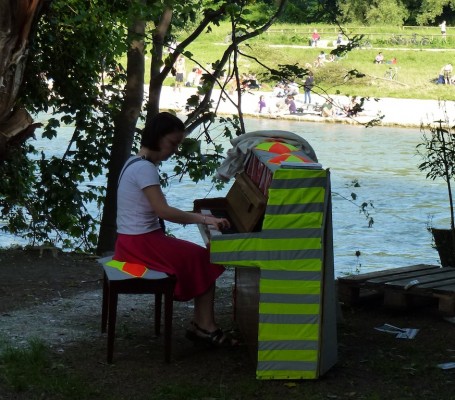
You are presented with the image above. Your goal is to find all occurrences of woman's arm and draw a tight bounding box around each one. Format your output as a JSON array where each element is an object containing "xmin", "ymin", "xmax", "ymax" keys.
[{"xmin": 143, "ymin": 185, "xmax": 230, "ymax": 231}]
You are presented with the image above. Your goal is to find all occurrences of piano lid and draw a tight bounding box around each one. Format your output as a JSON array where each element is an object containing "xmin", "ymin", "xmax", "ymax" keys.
[{"xmin": 193, "ymin": 171, "xmax": 267, "ymax": 245}]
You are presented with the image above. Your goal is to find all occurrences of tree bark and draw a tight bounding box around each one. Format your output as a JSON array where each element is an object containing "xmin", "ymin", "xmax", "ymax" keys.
[
  {"xmin": 0, "ymin": 0, "xmax": 45, "ymax": 161},
  {"xmin": 96, "ymin": 13, "xmax": 146, "ymax": 255},
  {"xmin": 147, "ymin": 7, "xmax": 173, "ymax": 121}
]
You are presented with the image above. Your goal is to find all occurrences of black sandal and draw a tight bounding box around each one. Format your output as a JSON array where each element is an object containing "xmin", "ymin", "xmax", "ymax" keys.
[{"xmin": 185, "ymin": 321, "xmax": 239, "ymax": 347}]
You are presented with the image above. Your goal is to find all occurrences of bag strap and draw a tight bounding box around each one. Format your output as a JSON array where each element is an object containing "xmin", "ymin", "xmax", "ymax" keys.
[{"xmin": 118, "ymin": 157, "xmax": 143, "ymax": 187}]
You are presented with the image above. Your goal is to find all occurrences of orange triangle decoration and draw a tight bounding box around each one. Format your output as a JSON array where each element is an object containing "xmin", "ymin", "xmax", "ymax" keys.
[
  {"xmin": 122, "ymin": 262, "xmax": 148, "ymax": 277},
  {"xmin": 267, "ymin": 153, "xmax": 312, "ymax": 164},
  {"xmin": 106, "ymin": 259, "xmax": 148, "ymax": 277},
  {"xmin": 255, "ymin": 141, "xmax": 299, "ymax": 154}
]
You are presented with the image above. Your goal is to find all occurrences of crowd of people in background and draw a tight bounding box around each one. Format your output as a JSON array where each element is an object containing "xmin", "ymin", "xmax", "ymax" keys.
[
  {"xmin": 171, "ymin": 21, "xmax": 452, "ymax": 107},
  {"xmin": 166, "ymin": 28, "xmax": 381, "ymax": 119},
  {"xmin": 167, "ymin": 53, "xmax": 364, "ymax": 119},
  {"xmin": 162, "ymin": 21, "xmax": 455, "ymax": 128},
  {"xmin": 256, "ymin": 80, "xmax": 362, "ymax": 118}
]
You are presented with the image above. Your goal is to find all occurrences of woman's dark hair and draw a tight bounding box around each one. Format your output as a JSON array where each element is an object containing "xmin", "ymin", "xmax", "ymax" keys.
[{"xmin": 141, "ymin": 112, "xmax": 185, "ymax": 151}]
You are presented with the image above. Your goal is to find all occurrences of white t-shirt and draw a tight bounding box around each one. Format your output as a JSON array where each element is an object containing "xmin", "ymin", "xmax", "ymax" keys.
[{"xmin": 116, "ymin": 156, "xmax": 162, "ymax": 234}]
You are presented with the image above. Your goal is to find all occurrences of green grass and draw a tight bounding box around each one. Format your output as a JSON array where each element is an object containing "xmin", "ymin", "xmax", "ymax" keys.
[
  {"xmin": 144, "ymin": 22, "xmax": 455, "ymax": 101},
  {"xmin": 0, "ymin": 337, "xmax": 99, "ymax": 400}
]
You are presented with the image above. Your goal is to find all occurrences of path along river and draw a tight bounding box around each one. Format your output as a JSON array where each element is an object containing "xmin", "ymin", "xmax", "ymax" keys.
[{"xmin": 1, "ymin": 115, "xmax": 447, "ymax": 277}]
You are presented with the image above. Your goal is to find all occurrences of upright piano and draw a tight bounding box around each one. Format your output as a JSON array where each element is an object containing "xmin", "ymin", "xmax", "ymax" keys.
[{"xmin": 194, "ymin": 132, "xmax": 337, "ymax": 380}]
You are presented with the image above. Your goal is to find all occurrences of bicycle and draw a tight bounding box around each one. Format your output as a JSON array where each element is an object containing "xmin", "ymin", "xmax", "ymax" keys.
[
  {"xmin": 420, "ymin": 35, "xmax": 431, "ymax": 46},
  {"xmin": 409, "ymin": 33, "xmax": 419, "ymax": 45},
  {"xmin": 409, "ymin": 33, "xmax": 431, "ymax": 46},
  {"xmin": 389, "ymin": 34, "xmax": 407, "ymax": 45},
  {"xmin": 359, "ymin": 40, "xmax": 372, "ymax": 49},
  {"xmin": 384, "ymin": 66, "xmax": 399, "ymax": 80}
]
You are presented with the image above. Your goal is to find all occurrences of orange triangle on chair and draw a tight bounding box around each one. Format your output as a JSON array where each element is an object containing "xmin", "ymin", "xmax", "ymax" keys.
[
  {"xmin": 106, "ymin": 259, "xmax": 148, "ymax": 277},
  {"xmin": 122, "ymin": 262, "xmax": 148, "ymax": 277}
]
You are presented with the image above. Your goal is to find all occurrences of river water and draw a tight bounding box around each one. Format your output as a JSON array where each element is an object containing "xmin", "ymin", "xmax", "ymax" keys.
[{"xmin": 2, "ymin": 116, "xmax": 447, "ymax": 276}]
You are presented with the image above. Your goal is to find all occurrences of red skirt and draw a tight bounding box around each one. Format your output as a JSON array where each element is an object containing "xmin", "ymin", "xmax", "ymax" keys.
[{"xmin": 114, "ymin": 230, "xmax": 225, "ymax": 301}]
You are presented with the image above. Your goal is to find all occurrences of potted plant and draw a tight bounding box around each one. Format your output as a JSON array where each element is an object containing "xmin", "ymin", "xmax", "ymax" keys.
[{"xmin": 417, "ymin": 119, "xmax": 455, "ymax": 267}]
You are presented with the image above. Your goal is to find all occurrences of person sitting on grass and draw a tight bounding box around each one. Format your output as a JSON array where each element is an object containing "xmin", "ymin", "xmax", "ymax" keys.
[
  {"xmin": 185, "ymin": 68, "xmax": 196, "ymax": 87},
  {"xmin": 321, "ymin": 99, "xmax": 333, "ymax": 117},
  {"xmin": 258, "ymin": 95, "xmax": 267, "ymax": 113},
  {"xmin": 285, "ymin": 81, "xmax": 299, "ymax": 96},
  {"xmin": 374, "ymin": 52, "xmax": 384, "ymax": 64},
  {"xmin": 247, "ymin": 74, "xmax": 261, "ymax": 90},
  {"xmin": 286, "ymin": 95, "xmax": 297, "ymax": 114},
  {"xmin": 314, "ymin": 51, "xmax": 326, "ymax": 67},
  {"xmin": 345, "ymin": 95, "xmax": 360, "ymax": 116},
  {"xmin": 443, "ymin": 63, "xmax": 453, "ymax": 85}
]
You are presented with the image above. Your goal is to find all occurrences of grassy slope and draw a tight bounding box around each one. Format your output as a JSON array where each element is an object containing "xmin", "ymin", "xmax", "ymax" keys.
[{"xmin": 151, "ymin": 22, "xmax": 455, "ymax": 100}]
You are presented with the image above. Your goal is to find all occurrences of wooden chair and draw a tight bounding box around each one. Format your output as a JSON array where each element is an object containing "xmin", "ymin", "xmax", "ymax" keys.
[{"xmin": 99, "ymin": 256, "xmax": 176, "ymax": 363}]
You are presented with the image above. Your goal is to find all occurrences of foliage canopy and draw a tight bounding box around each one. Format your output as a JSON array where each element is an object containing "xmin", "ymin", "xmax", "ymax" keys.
[{"xmin": 1, "ymin": 0, "xmax": 454, "ymax": 252}]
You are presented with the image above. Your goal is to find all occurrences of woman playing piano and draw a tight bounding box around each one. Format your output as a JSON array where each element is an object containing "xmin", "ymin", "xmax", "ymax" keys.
[{"xmin": 114, "ymin": 112, "xmax": 235, "ymax": 347}]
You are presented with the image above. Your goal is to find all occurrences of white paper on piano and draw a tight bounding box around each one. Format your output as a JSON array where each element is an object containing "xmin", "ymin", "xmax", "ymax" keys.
[{"xmin": 280, "ymin": 161, "xmax": 323, "ymax": 169}]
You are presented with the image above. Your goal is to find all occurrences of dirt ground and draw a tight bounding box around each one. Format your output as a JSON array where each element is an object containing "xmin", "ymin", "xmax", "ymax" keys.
[{"xmin": 1, "ymin": 247, "xmax": 455, "ymax": 400}]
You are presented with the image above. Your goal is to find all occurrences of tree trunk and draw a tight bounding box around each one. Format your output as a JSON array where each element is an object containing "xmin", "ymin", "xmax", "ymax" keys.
[
  {"xmin": 0, "ymin": 0, "xmax": 45, "ymax": 161},
  {"xmin": 146, "ymin": 7, "xmax": 172, "ymax": 121},
  {"xmin": 96, "ymin": 15, "xmax": 145, "ymax": 255}
]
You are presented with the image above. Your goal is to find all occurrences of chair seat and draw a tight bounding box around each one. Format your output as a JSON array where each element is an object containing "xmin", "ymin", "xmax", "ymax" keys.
[
  {"xmin": 102, "ymin": 260, "xmax": 170, "ymax": 280},
  {"xmin": 99, "ymin": 256, "xmax": 176, "ymax": 363}
]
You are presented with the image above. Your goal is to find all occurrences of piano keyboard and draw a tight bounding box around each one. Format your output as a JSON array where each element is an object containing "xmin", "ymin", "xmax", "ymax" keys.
[{"xmin": 198, "ymin": 208, "xmax": 238, "ymax": 246}]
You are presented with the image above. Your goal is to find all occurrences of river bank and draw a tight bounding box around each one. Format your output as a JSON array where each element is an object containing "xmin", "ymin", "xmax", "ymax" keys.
[{"xmin": 157, "ymin": 85, "xmax": 454, "ymax": 128}]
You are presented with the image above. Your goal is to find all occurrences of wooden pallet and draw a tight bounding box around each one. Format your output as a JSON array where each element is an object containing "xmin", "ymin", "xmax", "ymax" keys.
[{"xmin": 337, "ymin": 264, "xmax": 455, "ymax": 316}]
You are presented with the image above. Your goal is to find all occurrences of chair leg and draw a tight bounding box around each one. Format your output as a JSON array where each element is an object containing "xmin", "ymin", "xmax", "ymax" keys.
[
  {"xmin": 100, "ymin": 270, "xmax": 175, "ymax": 364},
  {"xmin": 101, "ymin": 272, "xmax": 109, "ymax": 333},
  {"xmin": 154, "ymin": 293, "xmax": 162, "ymax": 336},
  {"xmin": 163, "ymin": 284, "xmax": 174, "ymax": 363},
  {"xmin": 107, "ymin": 289, "xmax": 118, "ymax": 364}
]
